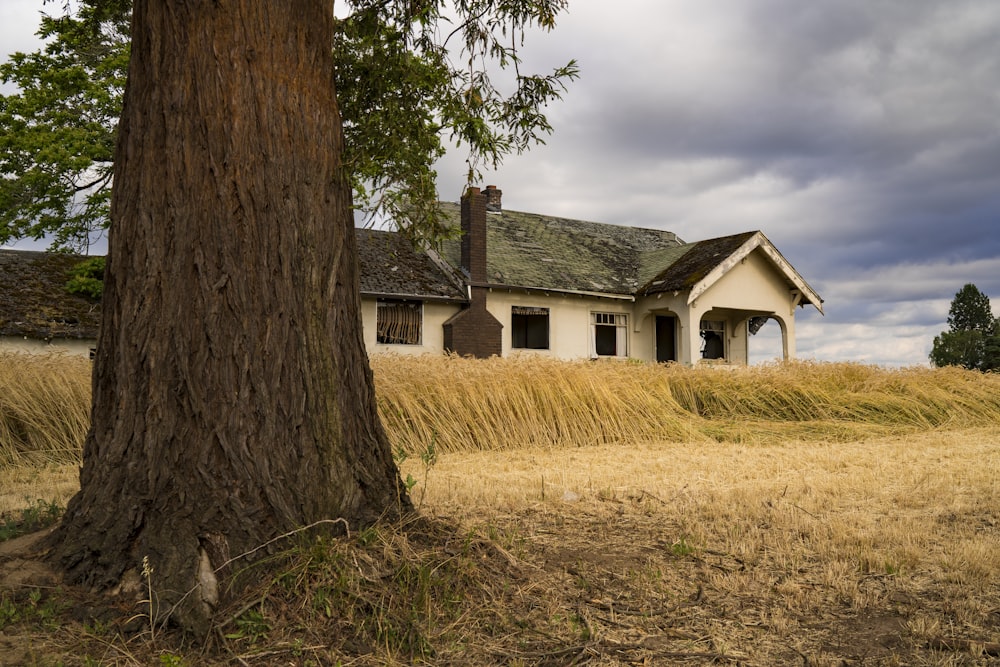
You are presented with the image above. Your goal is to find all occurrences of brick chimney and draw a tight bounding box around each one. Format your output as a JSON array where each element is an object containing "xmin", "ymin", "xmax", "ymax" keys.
[
  {"xmin": 460, "ymin": 186, "xmax": 487, "ymax": 283},
  {"xmin": 484, "ymin": 184, "xmax": 502, "ymax": 213},
  {"xmin": 445, "ymin": 185, "xmax": 503, "ymax": 358}
]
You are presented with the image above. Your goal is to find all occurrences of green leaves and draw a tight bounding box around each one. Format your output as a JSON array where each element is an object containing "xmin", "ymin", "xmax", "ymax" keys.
[
  {"xmin": 0, "ymin": 3, "xmax": 127, "ymax": 250},
  {"xmin": 946, "ymin": 283, "xmax": 995, "ymax": 334},
  {"xmin": 335, "ymin": 0, "xmax": 578, "ymax": 246},
  {"xmin": 65, "ymin": 256, "xmax": 105, "ymax": 300},
  {"xmin": 2, "ymin": 0, "xmax": 577, "ymax": 250}
]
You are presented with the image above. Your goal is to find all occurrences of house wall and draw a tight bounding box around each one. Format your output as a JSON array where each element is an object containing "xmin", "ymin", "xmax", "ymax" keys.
[
  {"xmin": 483, "ymin": 290, "xmax": 635, "ymax": 360},
  {"xmin": 697, "ymin": 251, "xmax": 794, "ymax": 314},
  {"xmin": 361, "ymin": 298, "xmax": 460, "ymax": 356},
  {"xmin": 358, "ymin": 246, "xmax": 802, "ymax": 365},
  {"xmin": 633, "ymin": 294, "xmax": 689, "ymax": 362},
  {"xmin": 0, "ymin": 336, "xmax": 95, "ymax": 357}
]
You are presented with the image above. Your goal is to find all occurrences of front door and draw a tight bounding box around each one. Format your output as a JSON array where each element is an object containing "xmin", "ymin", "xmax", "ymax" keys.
[{"xmin": 655, "ymin": 315, "xmax": 677, "ymax": 363}]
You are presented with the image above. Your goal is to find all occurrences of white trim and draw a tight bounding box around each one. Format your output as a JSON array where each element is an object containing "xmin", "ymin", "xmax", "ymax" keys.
[{"xmin": 686, "ymin": 232, "xmax": 824, "ymax": 315}]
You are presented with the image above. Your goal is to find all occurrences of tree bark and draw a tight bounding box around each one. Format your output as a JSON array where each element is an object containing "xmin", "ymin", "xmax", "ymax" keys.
[{"xmin": 47, "ymin": 0, "xmax": 410, "ymax": 634}]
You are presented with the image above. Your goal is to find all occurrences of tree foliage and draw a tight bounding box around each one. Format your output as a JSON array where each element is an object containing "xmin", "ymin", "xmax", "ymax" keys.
[
  {"xmin": 1, "ymin": 0, "xmax": 578, "ymax": 250},
  {"xmin": 930, "ymin": 283, "xmax": 1000, "ymax": 371},
  {"xmin": 0, "ymin": 1, "xmax": 127, "ymax": 250},
  {"xmin": 64, "ymin": 255, "xmax": 104, "ymax": 299},
  {"xmin": 946, "ymin": 283, "xmax": 995, "ymax": 334}
]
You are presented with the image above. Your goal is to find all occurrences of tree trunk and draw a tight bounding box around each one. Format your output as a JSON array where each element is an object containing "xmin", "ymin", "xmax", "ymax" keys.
[{"xmin": 47, "ymin": 0, "xmax": 410, "ymax": 634}]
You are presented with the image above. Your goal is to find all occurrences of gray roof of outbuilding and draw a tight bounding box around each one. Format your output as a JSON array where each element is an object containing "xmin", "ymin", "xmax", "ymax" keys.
[
  {"xmin": 0, "ymin": 249, "xmax": 101, "ymax": 340},
  {"xmin": 436, "ymin": 202, "xmax": 687, "ymax": 295}
]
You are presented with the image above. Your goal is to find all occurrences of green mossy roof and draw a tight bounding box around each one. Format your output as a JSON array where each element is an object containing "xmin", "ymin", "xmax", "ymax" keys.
[
  {"xmin": 436, "ymin": 202, "xmax": 689, "ymax": 295},
  {"xmin": 0, "ymin": 250, "xmax": 102, "ymax": 340},
  {"xmin": 2, "ymin": 211, "xmax": 770, "ymax": 339}
]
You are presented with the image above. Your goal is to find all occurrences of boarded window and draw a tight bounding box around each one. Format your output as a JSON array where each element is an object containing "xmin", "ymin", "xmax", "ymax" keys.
[
  {"xmin": 591, "ymin": 312, "xmax": 627, "ymax": 357},
  {"xmin": 511, "ymin": 306, "xmax": 549, "ymax": 349},
  {"xmin": 377, "ymin": 300, "xmax": 422, "ymax": 345}
]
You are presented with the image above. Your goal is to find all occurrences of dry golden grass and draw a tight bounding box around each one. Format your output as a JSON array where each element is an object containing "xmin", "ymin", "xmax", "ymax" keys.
[
  {"xmin": 374, "ymin": 355, "xmax": 1000, "ymax": 452},
  {"xmin": 0, "ymin": 464, "xmax": 79, "ymax": 516},
  {"xmin": 6, "ymin": 352, "xmax": 1000, "ymax": 464},
  {"xmin": 0, "ymin": 352, "xmax": 90, "ymax": 468},
  {"xmin": 2, "ymin": 353, "xmax": 999, "ymax": 664},
  {"xmin": 396, "ymin": 426, "xmax": 1000, "ymax": 665}
]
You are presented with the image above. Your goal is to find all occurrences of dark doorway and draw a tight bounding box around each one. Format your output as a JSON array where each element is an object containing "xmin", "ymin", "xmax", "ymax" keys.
[{"xmin": 655, "ymin": 315, "xmax": 677, "ymax": 362}]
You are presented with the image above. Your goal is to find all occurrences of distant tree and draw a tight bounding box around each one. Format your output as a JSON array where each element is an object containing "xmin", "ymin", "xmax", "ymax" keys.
[
  {"xmin": 983, "ymin": 328, "xmax": 1000, "ymax": 371},
  {"xmin": 947, "ymin": 284, "xmax": 995, "ymax": 334},
  {"xmin": 930, "ymin": 284, "xmax": 999, "ymax": 371}
]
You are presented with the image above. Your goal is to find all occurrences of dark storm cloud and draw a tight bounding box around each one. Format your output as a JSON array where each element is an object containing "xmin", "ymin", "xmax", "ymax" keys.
[{"xmin": 455, "ymin": 0, "xmax": 1000, "ymax": 365}]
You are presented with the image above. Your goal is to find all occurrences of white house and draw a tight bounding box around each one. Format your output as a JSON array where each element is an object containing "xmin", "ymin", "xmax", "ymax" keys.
[
  {"xmin": 358, "ymin": 186, "xmax": 823, "ymax": 364},
  {"xmin": 1, "ymin": 186, "xmax": 823, "ymax": 364}
]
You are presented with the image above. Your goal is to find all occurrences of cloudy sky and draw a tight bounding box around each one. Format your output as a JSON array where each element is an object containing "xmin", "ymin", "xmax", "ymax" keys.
[{"xmin": 4, "ymin": 0, "xmax": 999, "ymax": 366}]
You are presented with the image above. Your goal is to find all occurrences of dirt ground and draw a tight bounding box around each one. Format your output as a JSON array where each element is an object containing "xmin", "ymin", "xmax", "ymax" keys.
[{"xmin": 1, "ymin": 493, "xmax": 998, "ymax": 666}]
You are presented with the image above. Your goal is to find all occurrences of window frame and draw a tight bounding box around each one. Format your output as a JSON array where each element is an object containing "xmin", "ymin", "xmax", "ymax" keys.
[
  {"xmin": 511, "ymin": 305, "xmax": 550, "ymax": 350},
  {"xmin": 591, "ymin": 311, "xmax": 628, "ymax": 358}
]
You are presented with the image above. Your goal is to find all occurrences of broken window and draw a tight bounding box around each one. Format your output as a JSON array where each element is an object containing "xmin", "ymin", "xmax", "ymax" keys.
[
  {"xmin": 377, "ymin": 299, "xmax": 423, "ymax": 345},
  {"xmin": 511, "ymin": 306, "xmax": 549, "ymax": 349},
  {"xmin": 592, "ymin": 312, "xmax": 628, "ymax": 358},
  {"xmin": 700, "ymin": 319, "xmax": 725, "ymax": 359}
]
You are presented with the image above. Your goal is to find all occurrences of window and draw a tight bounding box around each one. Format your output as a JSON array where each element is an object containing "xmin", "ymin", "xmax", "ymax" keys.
[
  {"xmin": 592, "ymin": 312, "xmax": 628, "ymax": 357},
  {"xmin": 511, "ymin": 306, "xmax": 549, "ymax": 349},
  {"xmin": 700, "ymin": 319, "xmax": 725, "ymax": 359},
  {"xmin": 377, "ymin": 299, "xmax": 423, "ymax": 345}
]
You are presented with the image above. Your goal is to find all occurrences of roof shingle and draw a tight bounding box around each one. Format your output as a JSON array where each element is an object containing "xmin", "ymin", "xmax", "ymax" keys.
[{"xmin": 0, "ymin": 250, "xmax": 102, "ymax": 339}]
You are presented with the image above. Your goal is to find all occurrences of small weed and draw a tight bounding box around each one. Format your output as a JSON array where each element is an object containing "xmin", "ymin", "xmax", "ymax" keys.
[
  {"xmin": 226, "ymin": 607, "xmax": 271, "ymax": 644},
  {"xmin": 670, "ymin": 537, "xmax": 695, "ymax": 557},
  {"xmin": 0, "ymin": 587, "xmax": 68, "ymax": 631},
  {"xmin": 127, "ymin": 555, "xmax": 162, "ymax": 642},
  {"xmin": 395, "ymin": 436, "xmax": 439, "ymax": 508},
  {"xmin": 0, "ymin": 499, "xmax": 63, "ymax": 542}
]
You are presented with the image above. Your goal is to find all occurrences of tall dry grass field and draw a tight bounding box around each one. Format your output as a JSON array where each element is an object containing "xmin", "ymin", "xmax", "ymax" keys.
[
  {"xmin": 0, "ymin": 352, "xmax": 90, "ymax": 467},
  {"xmin": 0, "ymin": 352, "xmax": 89, "ymax": 515},
  {"xmin": 2, "ymin": 352, "xmax": 999, "ymax": 664},
  {"xmin": 373, "ymin": 354, "xmax": 1000, "ymax": 451}
]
